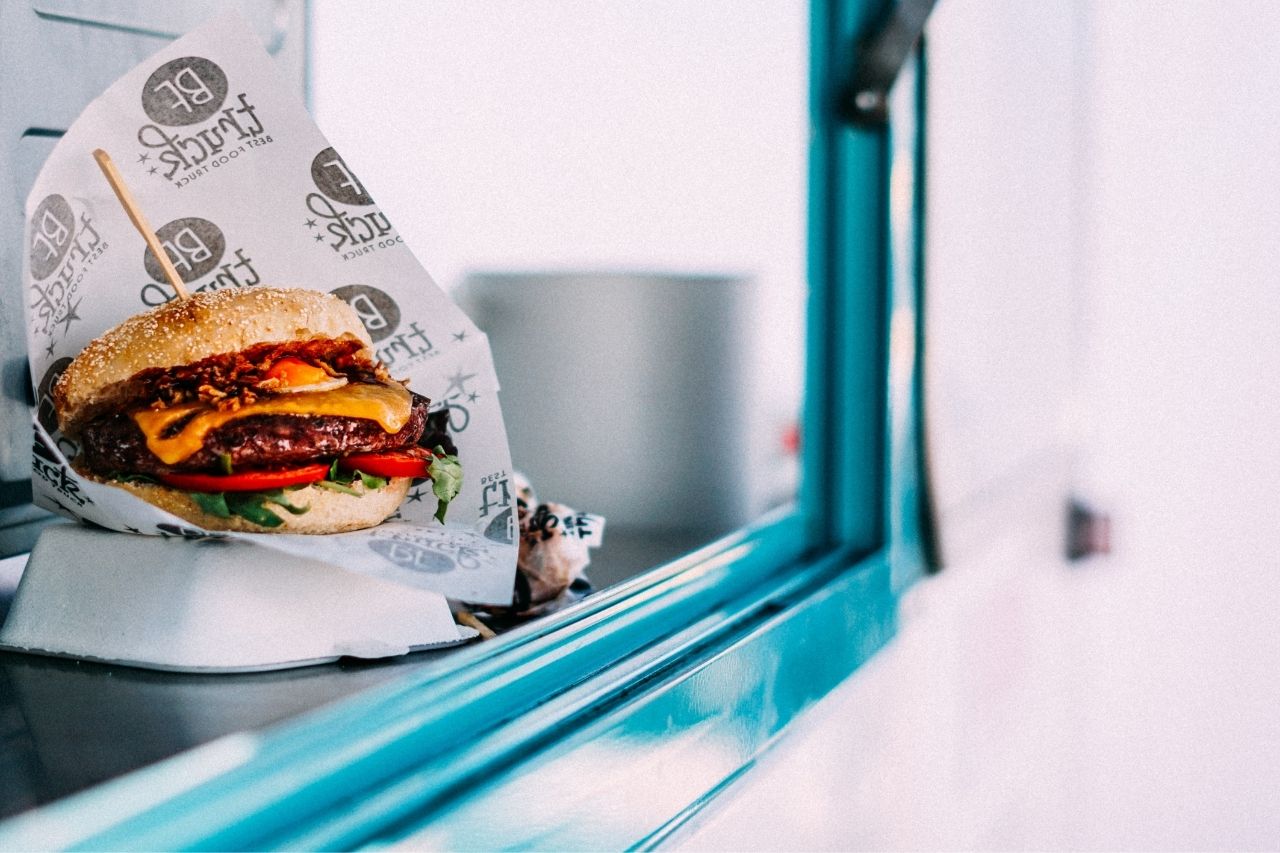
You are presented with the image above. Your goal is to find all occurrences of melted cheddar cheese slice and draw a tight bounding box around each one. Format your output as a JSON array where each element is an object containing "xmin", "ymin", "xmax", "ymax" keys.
[{"xmin": 132, "ymin": 382, "xmax": 412, "ymax": 466}]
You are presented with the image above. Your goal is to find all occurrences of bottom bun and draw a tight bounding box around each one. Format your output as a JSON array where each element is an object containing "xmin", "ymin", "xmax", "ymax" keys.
[{"xmin": 86, "ymin": 470, "xmax": 411, "ymax": 534}]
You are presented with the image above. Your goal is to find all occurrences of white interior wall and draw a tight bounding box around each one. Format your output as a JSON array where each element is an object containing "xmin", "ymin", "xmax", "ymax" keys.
[
  {"xmin": 310, "ymin": 1, "xmax": 809, "ymax": 520},
  {"xmin": 311, "ymin": 1, "xmax": 807, "ymax": 300}
]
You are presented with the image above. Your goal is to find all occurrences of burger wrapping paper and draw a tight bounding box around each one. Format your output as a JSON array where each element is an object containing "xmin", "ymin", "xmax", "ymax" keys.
[{"xmin": 21, "ymin": 14, "xmax": 597, "ymax": 610}]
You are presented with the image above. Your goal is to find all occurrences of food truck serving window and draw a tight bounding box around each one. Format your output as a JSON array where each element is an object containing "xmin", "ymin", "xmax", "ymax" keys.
[{"xmin": 0, "ymin": 0, "xmax": 927, "ymax": 847}]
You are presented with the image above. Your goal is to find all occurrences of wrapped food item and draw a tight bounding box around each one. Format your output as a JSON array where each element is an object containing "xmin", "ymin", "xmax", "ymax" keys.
[
  {"xmin": 22, "ymin": 14, "xmax": 519, "ymax": 606},
  {"xmin": 469, "ymin": 472, "xmax": 604, "ymax": 620},
  {"xmin": 516, "ymin": 507, "xmax": 589, "ymax": 610},
  {"xmin": 513, "ymin": 472, "xmax": 603, "ymax": 612}
]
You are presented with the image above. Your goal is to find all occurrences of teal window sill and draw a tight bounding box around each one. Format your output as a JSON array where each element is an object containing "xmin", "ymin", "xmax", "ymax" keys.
[{"xmin": 0, "ymin": 526, "xmax": 907, "ymax": 850}]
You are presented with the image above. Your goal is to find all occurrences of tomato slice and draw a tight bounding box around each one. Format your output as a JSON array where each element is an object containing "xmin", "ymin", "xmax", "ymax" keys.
[
  {"xmin": 338, "ymin": 450, "xmax": 432, "ymax": 479},
  {"xmin": 158, "ymin": 462, "xmax": 330, "ymax": 493}
]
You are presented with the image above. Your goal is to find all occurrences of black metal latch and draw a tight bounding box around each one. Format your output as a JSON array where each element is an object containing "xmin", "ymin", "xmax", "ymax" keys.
[{"xmin": 838, "ymin": 0, "xmax": 936, "ymax": 126}]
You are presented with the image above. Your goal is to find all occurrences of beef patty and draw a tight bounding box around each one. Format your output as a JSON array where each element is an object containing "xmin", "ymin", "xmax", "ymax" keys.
[{"xmin": 81, "ymin": 392, "xmax": 430, "ymax": 476}]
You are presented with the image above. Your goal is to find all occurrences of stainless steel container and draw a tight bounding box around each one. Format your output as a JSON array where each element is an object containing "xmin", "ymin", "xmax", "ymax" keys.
[{"xmin": 459, "ymin": 272, "xmax": 757, "ymax": 534}]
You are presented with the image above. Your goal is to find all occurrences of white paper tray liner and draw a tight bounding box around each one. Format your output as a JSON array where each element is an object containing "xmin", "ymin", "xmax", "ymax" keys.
[{"xmin": 0, "ymin": 524, "xmax": 472, "ymax": 674}]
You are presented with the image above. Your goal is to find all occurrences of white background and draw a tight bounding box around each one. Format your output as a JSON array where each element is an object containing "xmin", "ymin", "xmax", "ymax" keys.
[{"xmin": 312, "ymin": 1, "xmax": 810, "ymax": 528}]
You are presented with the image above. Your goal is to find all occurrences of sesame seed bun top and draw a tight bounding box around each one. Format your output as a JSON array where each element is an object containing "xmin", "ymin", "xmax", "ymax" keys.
[{"xmin": 53, "ymin": 286, "xmax": 374, "ymax": 436}]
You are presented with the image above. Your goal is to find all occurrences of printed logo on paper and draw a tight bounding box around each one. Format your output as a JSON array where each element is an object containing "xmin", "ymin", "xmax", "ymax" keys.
[
  {"xmin": 143, "ymin": 217, "xmax": 225, "ymax": 283},
  {"xmin": 477, "ymin": 472, "xmax": 515, "ymax": 546},
  {"xmin": 329, "ymin": 283, "xmax": 439, "ymax": 372},
  {"xmin": 311, "ymin": 148, "xmax": 373, "ymax": 206},
  {"xmin": 139, "ymin": 217, "xmax": 262, "ymax": 306},
  {"xmin": 142, "ymin": 57, "xmax": 229, "ymax": 126},
  {"xmin": 28, "ymin": 195, "xmax": 107, "ymax": 354},
  {"xmin": 28, "ymin": 194, "xmax": 76, "ymax": 281},
  {"xmin": 137, "ymin": 56, "xmax": 273, "ymax": 187},
  {"xmin": 484, "ymin": 506, "xmax": 515, "ymax": 544},
  {"xmin": 369, "ymin": 538, "xmax": 455, "ymax": 573},
  {"xmin": 525, "ymin": 505, "xmax": 605, "ymax": 547},
  {"xmin": 369, "ymin": 529, "xmax": 497, "ymax": 573},
  {"xmin": 304, "ymin": 147, "xmax": 401, "ymax": 261},
  {"xmin": 330, "ymin": 284, "xmax": 400, "ymax": 342},
  {"xmin": 434, "ymin": 366, "xmax": 484, "ymax": 435},
  {"xmin": 32, "ymin": 432, "xmax": 90, "ymax": 512}
]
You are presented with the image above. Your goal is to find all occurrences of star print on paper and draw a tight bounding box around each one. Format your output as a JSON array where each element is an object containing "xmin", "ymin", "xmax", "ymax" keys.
[
  {"xmin": 58, "ymin": 297, "xmax": 83, "ymax": 335},
  {"xmin": 443, "ymin": 369, "xmax": 477, "ymax": 400},
  {"xmin": 148, "ymin": 166, "xmax": 158, "ymax": 175},
  {"xmin": 137, "ymin": 152, "xmax": 150, "ymax": 164},
  {"xmin": 408, "ymin": 489, "xmax": 425, "ymax": 503},
  {"xmin": 452, "ymin": 330, "xmax": 468, "ymax": 342},
  {"xmin": 305, "ymin": 218, "xmax": 317, "ymax": 228},
  {"xmin": 313, "ymin": 233, "xmax": 325, "ymax": 242}
]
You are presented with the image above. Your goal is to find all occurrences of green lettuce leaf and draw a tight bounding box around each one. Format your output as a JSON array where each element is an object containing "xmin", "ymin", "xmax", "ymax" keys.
[
  {"xmin": 356, "ymin": 470, "xmax": 387, "ymax": 491},
  {"xmin": 187, "ymin": 489, "xmax": 308, "ymax": 528},
  {"xmin": 190, "ymin": 490, "xmax": 232, "ymax": 519},
  {"xmin": 317, "ymin": 479, "xmax": 361, "ymax": 497},
  {"xmin": 225, "ymin": 492, "xmax": 284, "ymax": 528},
  {"xmin": 260, "ymin": 488, "xmax": 311, "ymax": 515},
  {"xmin": 427, "ymin": 451, "xmax": 463, "ymax": 523}
]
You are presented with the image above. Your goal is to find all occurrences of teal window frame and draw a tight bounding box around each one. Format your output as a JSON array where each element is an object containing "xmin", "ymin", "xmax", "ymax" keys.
[{"xmin": 0, "ymin": 1, "xmax": 928, "ymax": 848}]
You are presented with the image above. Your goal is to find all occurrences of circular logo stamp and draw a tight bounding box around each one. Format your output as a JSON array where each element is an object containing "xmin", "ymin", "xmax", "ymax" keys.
[
  {"xmin": 144, "ymin": 218, "xmax": 226, "ymax": 283},
  {"xmin": 330, "ymin": 284, "xmax": 401, "ymax": 342},
  {"xmin": 36, "ymin": 357, "xmax": 73, "ymax": 435},
  {"xmin": 28, "ymin": 194, "xmax": 76, "ymax": 281},
  {"xmin": 310, "ymin": 147, "xmax": 373, "ymax": 206},
  {"xmin": 142, "ymin": 57, "xmax": 229, "ymax": 126},
  {"xmin": 369, "ymin": 539, "xmax": 456, "ymax": 574}
]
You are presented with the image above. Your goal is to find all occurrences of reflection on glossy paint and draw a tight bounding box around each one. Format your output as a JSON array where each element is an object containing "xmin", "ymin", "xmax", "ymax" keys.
[
  {"xmin": 0, "ymin": 732, "xmax": 260, "ymax": 850},
  {"xmin": 890, "ymin": 306, "xmax": 917, "ymax": 415},
  {"xmin": 395, "ymin": 557, "xmax": 898, "ymax": 850},
  {"xmin": 885, "ymin": 51, "xmax": 925, "ymax": 578},
  {"xmin": 404, "ymin": 731, "xmax": 742, "ymax": 850}
]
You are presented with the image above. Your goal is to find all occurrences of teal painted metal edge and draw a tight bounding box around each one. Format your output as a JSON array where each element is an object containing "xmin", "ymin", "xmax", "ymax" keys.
[
  {"xmin": 886, "ymin": 47, "xmax": 928, "ymax": 590},
  {"xmin": 0, "ymin": 513, "xmax": 812, "ymax": 851},
  {"xmin": 802, "ymin": 0, "xmax": 890, "ymax": 554},
  {"xmin": 632, "ymin": 554, "xmax": 898, "ymax": 851},
  {"xmin": 369, "ymin": 551, "xmax": 899, "ymax": 851}
]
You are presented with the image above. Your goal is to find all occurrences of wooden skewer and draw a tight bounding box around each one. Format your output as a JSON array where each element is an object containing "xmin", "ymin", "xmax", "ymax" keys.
[
  {"xmin": 92, "ymin": 148, "xmax": 190, "ymax": 300},
  {"xmin": 453, "ymin": 608, "xmax": 497, "ymax": 640}
]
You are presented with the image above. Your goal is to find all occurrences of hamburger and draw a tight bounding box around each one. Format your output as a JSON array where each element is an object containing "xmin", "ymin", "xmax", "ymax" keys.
[{"xmin": 53, "ymin": 286, "xmax": 461, "ymax": 533}]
